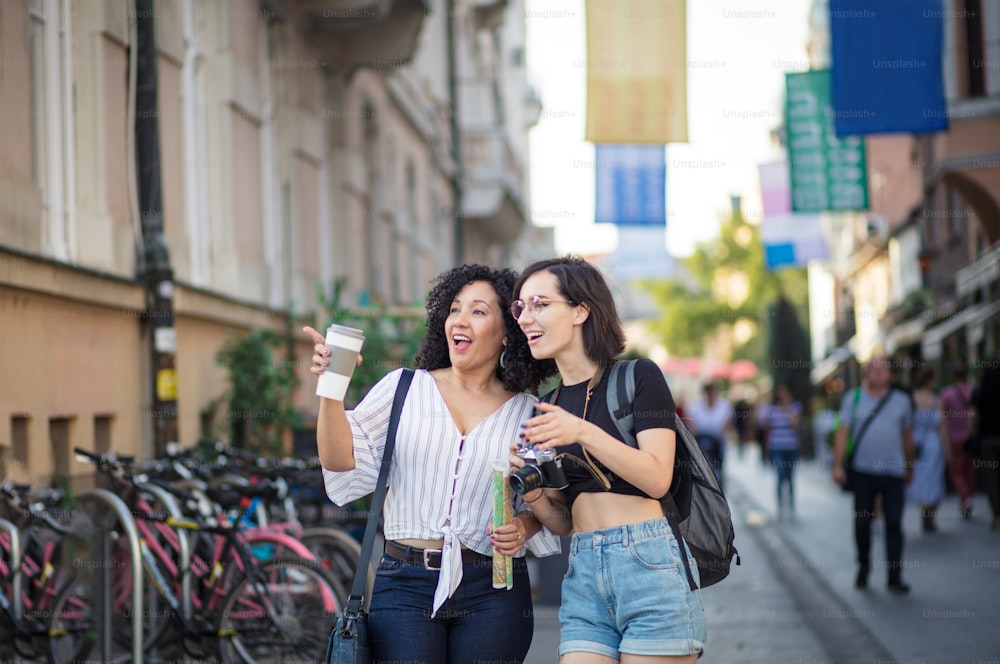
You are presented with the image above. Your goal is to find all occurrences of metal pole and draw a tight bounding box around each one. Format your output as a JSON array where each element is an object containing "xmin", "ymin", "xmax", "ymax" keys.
[
  {"xmin": 135, "ymin": 0, "xmax": 178, "ymax": 457},
  {"xmin": 78, "ymin": 489, "xmax": 144, "ymax": 664}
]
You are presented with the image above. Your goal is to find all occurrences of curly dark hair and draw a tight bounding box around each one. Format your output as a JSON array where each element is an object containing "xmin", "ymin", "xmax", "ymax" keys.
[{"xmin": 413, "ymin": 264, "xmax": 557, "ymax": 394}]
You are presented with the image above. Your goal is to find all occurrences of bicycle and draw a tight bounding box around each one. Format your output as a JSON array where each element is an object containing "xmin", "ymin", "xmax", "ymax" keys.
[
  {"xmin": 0, "ymin": 482, "xmax": 94, "ymax": 663},
  {"xmin": 74, "ymin": 447, "xmax": 345, "ymax": 662}
]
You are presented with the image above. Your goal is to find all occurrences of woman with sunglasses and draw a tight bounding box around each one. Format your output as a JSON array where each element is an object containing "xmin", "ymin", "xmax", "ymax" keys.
[
  {"xmin": 305, "ymin": 264, "xmax": 562, "ymax": 664},
  {"xmin": 509, "ymin": 256, "xmax": 706, "ymax": 663}
]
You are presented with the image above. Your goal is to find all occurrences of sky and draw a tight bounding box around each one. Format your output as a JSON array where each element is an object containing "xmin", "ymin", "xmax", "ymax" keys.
[{"xmin": 524, "ymin": 0, "xmax": 813, "ymax": 257}]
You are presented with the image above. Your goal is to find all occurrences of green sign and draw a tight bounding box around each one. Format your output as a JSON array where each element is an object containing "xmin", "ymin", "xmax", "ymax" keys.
[{"xmin": 785, "ymin": 70, "xmax": 869, "ymax": 213}]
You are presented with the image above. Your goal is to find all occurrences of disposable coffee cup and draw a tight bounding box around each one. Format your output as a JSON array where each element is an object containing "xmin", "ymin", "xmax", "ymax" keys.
[{"xmin": 316, "ymin": 324, "xmax": 365, "ymax": 401}]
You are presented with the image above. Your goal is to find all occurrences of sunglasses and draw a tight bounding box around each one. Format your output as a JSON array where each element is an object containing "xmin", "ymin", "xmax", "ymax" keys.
[{"xmin": 510, "ymin": 295, "xmax": 574, "ymax": 319}]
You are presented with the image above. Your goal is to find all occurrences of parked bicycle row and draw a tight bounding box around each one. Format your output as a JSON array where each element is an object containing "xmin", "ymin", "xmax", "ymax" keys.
[{"xmin": 1, "ymin": 443, "xmax": 367, "ymax": 663}]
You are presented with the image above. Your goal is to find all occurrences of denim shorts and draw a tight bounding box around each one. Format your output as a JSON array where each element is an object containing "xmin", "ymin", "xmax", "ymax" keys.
[{"xmin": 559, "ymin": 517, "xmax": 706, "ymax": 658}]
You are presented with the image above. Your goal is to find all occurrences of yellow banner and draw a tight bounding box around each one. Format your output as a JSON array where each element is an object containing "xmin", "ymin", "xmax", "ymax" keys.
[{"xmin": 585, "ymin": 0, "xmax": 688, "ymax": 144}]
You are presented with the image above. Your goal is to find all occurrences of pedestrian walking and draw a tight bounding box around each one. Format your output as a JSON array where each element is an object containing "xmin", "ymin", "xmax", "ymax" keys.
[
  {"xmin": 906, "ymin": 367, "xmax": 951, "ymax": 533},
  {"xmin": 305, "ymin": 264, "xmax": 562, "ymax": 664},
  {"xmin": 940, "ymin": 361, "xmax": 977, "ymax": 520},
  {"xmin": 831, "ymin": 356, "xmax": 917, "ymax": 594},
  {"xmin": 689, "ymin": 382, "xmax": 733, "ymax": 486},
  {"xmin": 760, "ymin": 383, "xmax": 802, "ymax": 519},
  {"xmin": 733, "ymin": 397, "xmax": 753, "ymax": 458},
  {"xmin": 510, "ymin": 256, "xmax": 706, "ymax": 662},
  {"xmin": 971, "ymin": 361, "xmax": 1000, "ymax": 531}
]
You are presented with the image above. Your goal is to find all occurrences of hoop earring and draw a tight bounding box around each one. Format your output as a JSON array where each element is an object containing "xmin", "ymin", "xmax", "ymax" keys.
[{"xmin": 499, "ymin": 349, "xmax": 508, "ymax": 369}]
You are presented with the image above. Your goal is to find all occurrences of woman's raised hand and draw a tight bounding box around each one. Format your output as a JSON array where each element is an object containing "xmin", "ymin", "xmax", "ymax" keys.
[{"xmin": 302, "ymin": 325, "xmax": 363, "ymax": 376}]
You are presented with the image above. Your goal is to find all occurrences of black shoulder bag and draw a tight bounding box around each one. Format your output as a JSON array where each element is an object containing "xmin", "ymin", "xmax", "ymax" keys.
[
  {"xmin": 326, "ymin": 368, "xmax": 414, "ymax": 664},
  {"xmin": 842, "ymin": 388, "xmax": 892, "ymax": 492}
]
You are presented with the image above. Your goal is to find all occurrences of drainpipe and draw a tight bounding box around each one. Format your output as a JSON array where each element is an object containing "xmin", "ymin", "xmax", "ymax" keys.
[
  {"xmin": 135, "ymin": 0, "xmax": 178, "ymax": 457},
  {"xmin": 446, "ymin": 0, "xmax": 464, "ymax": 264}
]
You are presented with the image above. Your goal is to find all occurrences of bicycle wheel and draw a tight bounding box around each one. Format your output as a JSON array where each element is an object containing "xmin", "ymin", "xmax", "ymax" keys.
[
  {"xmin": 217, "ymin": 557, "xmax": 343, "ymax": 664},
  {"xmin": 300, "ymin": 526, "xmax": 368, "ymax": 595},
  {"xmin": 46, "ymin": 580, "xmax": 95, "ymax": 664}
]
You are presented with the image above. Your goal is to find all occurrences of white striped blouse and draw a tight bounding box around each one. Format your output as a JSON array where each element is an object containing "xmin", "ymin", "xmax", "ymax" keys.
[{"xmin": 322, "ymin": 368, "xmax": 561, "ymax": 610}]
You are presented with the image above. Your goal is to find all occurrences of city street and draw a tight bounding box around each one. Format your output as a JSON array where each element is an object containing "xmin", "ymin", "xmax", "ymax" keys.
[{"xmin": 526, "ymin": 444, "xmax": 1000, "ymax": 663}]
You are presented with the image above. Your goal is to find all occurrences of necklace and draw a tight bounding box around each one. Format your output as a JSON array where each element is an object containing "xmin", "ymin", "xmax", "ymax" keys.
[{"xmin": 550, "ymin": 365, "xmax": 611, "ymax": 489}]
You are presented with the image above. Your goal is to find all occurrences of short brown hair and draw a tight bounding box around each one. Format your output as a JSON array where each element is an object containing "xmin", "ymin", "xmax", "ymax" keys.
[{"xmin": 514, "ymin": 256, "xmax": 626, "ymax": 366}]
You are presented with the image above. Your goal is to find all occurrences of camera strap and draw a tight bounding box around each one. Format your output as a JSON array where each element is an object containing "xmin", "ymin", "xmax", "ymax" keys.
[{"xmin": 549, "ymin": 365, "xmax": 611, "ymax": 490}]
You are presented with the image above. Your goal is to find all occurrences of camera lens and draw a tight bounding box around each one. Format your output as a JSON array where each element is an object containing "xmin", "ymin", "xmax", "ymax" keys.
[{"xmin": 509, "ymin": 465, "xmax": 544, "ymax": 495}]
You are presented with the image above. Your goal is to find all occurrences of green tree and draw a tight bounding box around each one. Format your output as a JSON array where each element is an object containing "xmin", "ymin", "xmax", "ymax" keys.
[
  {"xmin": 213, "ymin": 329, "xmax": 301, "ymax": 455},
  {"xmin": 641, "ymin": 206, "xmax": 810, "ymax": 377}
]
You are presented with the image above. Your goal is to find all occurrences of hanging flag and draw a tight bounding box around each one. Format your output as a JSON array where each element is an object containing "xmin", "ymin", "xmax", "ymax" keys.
[
  {"xmin": 585, "ymin": 0, "xmax": 687, "ymax": 144},
  {"xmin": 786, "ymin": 70, "xmax": 869, "ymax": 213},
  {"xmin": 759, "ymin": 161, "xmax": 828, "ymax": 269},
  {"xmin": 595, "ymin": 144, "xmax": 666, "ymax": 226},
  {"xmin": 604, "ymin": 226, "xmax": 675, "ymax": 280},
  {"xmin": 829, "ymin": 0, "xmax": 948, "ymax": 136}
]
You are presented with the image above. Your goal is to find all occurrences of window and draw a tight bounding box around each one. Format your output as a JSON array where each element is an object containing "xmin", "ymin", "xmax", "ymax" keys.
[
  {"xmin": 405, "ymin": 160, "xmax": 418, "ymax": 303},
  {"xmin": 28, "ymin": 0, "xmax": 45, "ymax": 187},
  {"xmin": 94, "ymin": 415, "xmax": 113, "ymax": 455},
  {"xmin": 963, "ymin": 0, "xmax": 985, "ymax": 97},
  {"xmin": 11, "ymin": 415, "xmax": 29, "ymax": 467},
  {"xmin": 49, "ymin": 416, "xmax": 74, "ymax": 478}
]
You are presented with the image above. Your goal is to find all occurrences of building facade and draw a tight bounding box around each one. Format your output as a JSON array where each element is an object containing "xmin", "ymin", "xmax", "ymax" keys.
[
  {"xmin": 808, "ymin": 0, "xmax": 1000, "ymax": 389},
  {"xmin": 0, "ymin": 0, "xmax": 548, "ymax": 485}
]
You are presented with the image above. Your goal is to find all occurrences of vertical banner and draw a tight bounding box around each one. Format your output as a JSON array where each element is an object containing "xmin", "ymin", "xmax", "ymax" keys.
[
  {"xmin": 585, "ymin": 0, "xmax": 687, "ymax": 144},
  {"xmin": 595, "ymin": 144, "xmax": 666, "ymax": 226},
  {"xmin": 786, "ymin": 70, "xmax": 869, "ymax": 213},
  {"xmin": 758, "ymin": 162, "xmax": 828, "ymax": 269},
  {"xmin": 829, "ymin": 0, "xmax": 948, "ymax": 136}
]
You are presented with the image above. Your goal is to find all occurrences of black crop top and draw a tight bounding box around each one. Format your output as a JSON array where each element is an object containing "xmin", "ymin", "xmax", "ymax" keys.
[{"xmin": 549, "ymin": 359, "xmax": 676, "ymax": 510}]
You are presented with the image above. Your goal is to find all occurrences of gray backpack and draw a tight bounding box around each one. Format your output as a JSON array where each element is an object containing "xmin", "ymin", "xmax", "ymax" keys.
[{"xmin": 607, "ymin": 360, "xmax": 739, "ymax": 589}]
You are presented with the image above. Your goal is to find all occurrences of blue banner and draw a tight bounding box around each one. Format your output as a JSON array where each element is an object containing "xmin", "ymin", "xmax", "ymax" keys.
[
  {"xmin": 595, "ymin": 144, "xmax": 666, "ymax": 226},
  {"xmin": 829, "ymin": 0, "xmax": 948, "ymax": 136}
]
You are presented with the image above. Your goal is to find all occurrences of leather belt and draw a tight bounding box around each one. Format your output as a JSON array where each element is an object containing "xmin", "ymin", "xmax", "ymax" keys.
[{"xmin": 384, "ymin": 540, "xmax": 489, "ymax": 571}]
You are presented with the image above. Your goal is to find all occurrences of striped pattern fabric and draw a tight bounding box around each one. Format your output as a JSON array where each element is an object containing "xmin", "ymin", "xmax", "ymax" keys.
[{"xmin": 323, "ymin": 368, "xmax": 561, "ymax": 559}]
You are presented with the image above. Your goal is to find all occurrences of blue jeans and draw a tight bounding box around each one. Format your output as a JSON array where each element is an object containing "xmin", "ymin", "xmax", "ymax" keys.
[
  {"xmin": 559, "ymin": 518, "xmax": 705, "ymax": 658},
  {"xmin": 770, "ymin": 449, "xmax": 798, "ymax": 510},
  {"xmin": 368, "ymin": 552, "xmax": 534, "ymax": 664}
]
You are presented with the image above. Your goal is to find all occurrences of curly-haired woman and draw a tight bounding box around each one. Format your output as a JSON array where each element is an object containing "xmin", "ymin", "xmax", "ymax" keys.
[{"xmin": 304, "ymin": 264, "xmax": 562, "ymax": 664}]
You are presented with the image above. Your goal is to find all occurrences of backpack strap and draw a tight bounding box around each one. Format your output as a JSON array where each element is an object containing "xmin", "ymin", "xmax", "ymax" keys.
[
  {"xmin": 606, "ymin": 359, "xmax": 699, "ymax": 591},
  {"xmin": 607, "ymin": 359, "xmax": 638, "ymax": 448}
]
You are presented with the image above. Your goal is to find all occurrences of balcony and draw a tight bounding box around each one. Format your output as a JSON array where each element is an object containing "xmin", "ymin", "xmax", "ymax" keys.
[
  {"xmin": 298, "ymin": 0, "xmax": 428, "ymax": 73},
  {"xmin": 956, "ymin": 241, "xmax": 1000, "ymax": 297},
  {"xmin": 462, "ymin": 128, "xmax": 527, "ymax": 242}
]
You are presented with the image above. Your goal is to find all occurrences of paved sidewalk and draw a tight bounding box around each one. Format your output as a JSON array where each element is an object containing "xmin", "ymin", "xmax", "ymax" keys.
[
  {"xmin": 525, "ymin": 444, "xmax": 1000, "ymax": 663},
  {"xmin": 525, "ymin": 451, "xmax": 833, "ymax": 663},
  {"xmin": 726, "ymin": 445, "xmax": 1000, "ymax": 663}
]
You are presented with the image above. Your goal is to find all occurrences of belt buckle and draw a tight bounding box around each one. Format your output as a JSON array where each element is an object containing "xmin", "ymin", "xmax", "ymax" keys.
[{"xmin": 422, "ymin": 548, "xmax": 443, "ymax": 571}]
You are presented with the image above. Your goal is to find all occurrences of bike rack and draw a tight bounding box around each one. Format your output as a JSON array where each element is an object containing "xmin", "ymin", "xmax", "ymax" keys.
[
  {"xmin": 0, "ymin": 518, "xmax": 23, "ymax": 619},
  {"xmin": 77, "ymin": 489, "xmax": 144, "ymax": 664},
  {"xmin": 137, "ymin": 481, "xmax": 192, "ymax": 621}
]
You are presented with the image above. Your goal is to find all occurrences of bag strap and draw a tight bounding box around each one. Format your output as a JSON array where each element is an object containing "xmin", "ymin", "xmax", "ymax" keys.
[
  {"xmin": 608, "ymin": 360, "xmax": 699, "ymax": 591},
  {"xmin": 345, "ymin": 368, "xmax": 414, "ymax": 618},
  {"xmin": 607, "ymin": 359, "xmax": 638, "ymax": 448},
  {"xmin": 848, "ymin": 388, "xmax": 893, "ymax": 460}
]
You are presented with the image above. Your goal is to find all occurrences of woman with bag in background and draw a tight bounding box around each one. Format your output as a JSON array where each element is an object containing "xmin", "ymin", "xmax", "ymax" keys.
[
  {"xmin": 905, "ymin": 367, "xmax": 950, "ymax": 533},
  {"xmin": 305, "ymin": 264, "xmax": 561, "ymax": 664},
  {"xmin": 509, "ymin": 256, "xmax": 706, "ymax": 663}
]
